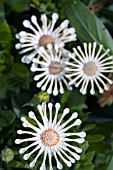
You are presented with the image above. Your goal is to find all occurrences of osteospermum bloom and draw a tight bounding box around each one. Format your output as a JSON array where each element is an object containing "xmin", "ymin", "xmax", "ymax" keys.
[
  {"xmin": 15, "ymin": 102, "xmax": 86, "ymax": 169},
  {"xmin": 15, "ymin": 13, "xmax": 76, "ymax": 64},
  {"xmin": 30, "ymin": 44, "xmax": 72, "ymax": 96},
  {"xmin": 65, "ymin": 42, "xmax": 113, "ymax": 95}
]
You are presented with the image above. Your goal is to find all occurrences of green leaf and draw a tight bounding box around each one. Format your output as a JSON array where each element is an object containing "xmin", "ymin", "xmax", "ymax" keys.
[
  {"xmin": 0, "ymin": 110, "xmax": 16, "ymax": 128},
  {"xmin": 0, "ymin": 4, "xmax": 5, "ymax": 23},
  {"xmin": 61, "ymin": 90, "xmax": 70, "ymax": 108},
  {"xmin": 11, "ymin": 63, "xmax": 30, "ymax": 77},
  {"xmin": 9, "ymin": 160, "xmax": 24, "ymax": 168},
  {"xmin": 85, "ymin": 151, "xmax": 95, "ymax": 162},
  {"xmin": 0, "ymin": 51, "xmax": 6, "ymax": 72},
  {"xmin": 0, "ymin": 75, "xmax": 10, "ymax": 99},
  {"xmin": 88, "ymin": 142, "xmax": 112, "ymax": 154},
  {"xmin": 83, "ymin": 123, "xmax": 96, "ymax": 131},
  {"xmin": 65, "ymin": 0, "xmax": 113, "ymax": 53},
  {"xmin": 0, "ymin": 20, "xmax": 12, "ymax": 51},
  {"xmin": 11, "ymin": 95, "xmax": 23, "ymax": 118},
  {"xmin": 94, "ymin": 164, "xmax": 107, "ymax": 170},
  {"xmin": 86, "ymin": 134, "xmax": 105, "ymax": 142},
  {"xmin": 6, "ymin": 0, "xmax": 30, "ymax": 12},
  {"xmin": 31, "ymin": 0, "xmax": 40, "ymax": 6},
  {"xmin": 107, "ymin": 156, "xmax": 113, "ymax": 170},
  {"xmin": 94, "ymin": 121, "xmax": 113, "ymax": 137},
  {"xmin": 0, "ymin": 73, "xmax": 31, "ymax": 99},
  {"xmin": 83, "ymin": 163, "xmax": 95, "ymax": 170},
  {"xmin": 81, "ymin": 141, "xmax": 89, "ymax": 152},
  {"xmin": 7, "ymin": 74, "xmax": 31, "ymax": 90},
  {"xmin": 88, "ymin": 0, "xmax": 97, "ymax": 6},
  {"xmin": 61, "ymin": 89, "xmax": 86, "ymax": 110}
]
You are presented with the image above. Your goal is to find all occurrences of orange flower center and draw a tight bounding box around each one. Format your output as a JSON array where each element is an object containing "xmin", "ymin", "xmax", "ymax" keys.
[
  {"xmin": 39, "ymin": 35, "xmax": 54, "ymax": 47},
  {"xmin": 41, "ymin": 128, "xmax": 60, "ymax": 146}
]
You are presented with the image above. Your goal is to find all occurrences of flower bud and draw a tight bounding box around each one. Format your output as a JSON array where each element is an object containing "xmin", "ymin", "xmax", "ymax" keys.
[
  {"xmin": 36, "ymin": 92, "xmax": 49, "ymax": 103},
  {"xmin": 1, "ymin": 147, "xmax": 14, "ymax": 163}
]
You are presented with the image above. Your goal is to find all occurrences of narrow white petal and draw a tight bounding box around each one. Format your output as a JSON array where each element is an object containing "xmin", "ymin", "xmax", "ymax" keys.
[
  {"xmin": 28, "ymin": 111, "xmax": 44, "ymax": 130},
  {"xmin": 53, "ymin": 79, "xmax": 58, "ymax": 96},
  {"xmin": 61, "ymin": 112, "xmax": 78, "ymax": 128},
  {"xmin": 19, "ymin": 141, "xmax": 40, "ymax": 154},
  {"xmin": 91, "ymin": 42, "xmax": 97, "ymax": 59},
  {"xmin": 64, "ymin": 142, "xmax": 82, "ymax": 153},
  {"xmin": 65, "ymin": 138, "xmax": 85, "ymax": 143},
  {"xmin": 48, "ymin": 153, "xmax": 53, "ymax": 170},
  {"xmin": 63, "ymin": 147, "xmax": 80, "ymax": 160},
  {"xmin": 52, "ymin": 103, "xmax": 61, "ymax": 126},
  {"xmin": 29, "ymin": 146, "xmax": 45, "ymax": 168},
  {"xmin": 40, "ymin": 150, "xmax": 47, "ymax": 170},
  {"xmin": 60, "ymin": 149, "xmax": 75, "ymax": 163},
  {"xmin": 57, "ymin": 151, "xmax": 72, "ymax": 167},
  {"xmin": 57, "ymin": 108, "xmax": 69, "ymax": 126},
  {"xmin": 63, "ymin": 119, "xmax": 81, "ymax": 132},
  {"xmin": 53, "ymin": 152, "xmax": 63, "ymax": 170}
]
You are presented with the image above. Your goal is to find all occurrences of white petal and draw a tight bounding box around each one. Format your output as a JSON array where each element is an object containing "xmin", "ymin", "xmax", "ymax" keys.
[
  {"xmin": 23, "ymin": 20, "xmax": 31, "ymax": 28},
  {"xmin": 52, "ymin": 13, "xmax": 59, "ymax": 20},
  {"xmin": 15, "ymin": 139, "xmax": 22, "ymax": 144}
]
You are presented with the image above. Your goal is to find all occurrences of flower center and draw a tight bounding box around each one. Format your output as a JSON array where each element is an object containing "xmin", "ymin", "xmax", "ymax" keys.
[
  {"xmin": 83, "ymin": 61, "xmax": 98, "ymax": 76},
  {"xmin": 39, "ymin": 35, "xmax": 54, "ymax": 47},
  {"xmin": 49, "ymin": 61, "xmax": 63, "ymax": 75},
  {"xmin": 41, "ymin": 128, "xmax": 60, "ymax": 146}
]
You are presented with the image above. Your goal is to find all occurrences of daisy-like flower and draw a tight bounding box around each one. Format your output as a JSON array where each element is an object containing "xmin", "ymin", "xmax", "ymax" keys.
[
  {"xmin": 30, "ymin": 44, "xmax": 72, "ymax": 96},
  {"xmin": 15, "ymin": 102, "xmax": 86, "ymax": 169},
  {"xmin": 65, "ymin": 42, "xmax": 113, "ymax": 95},
  {"xmin": 15, "ymin": 13, "xmax": 76, "ymax": 64}
]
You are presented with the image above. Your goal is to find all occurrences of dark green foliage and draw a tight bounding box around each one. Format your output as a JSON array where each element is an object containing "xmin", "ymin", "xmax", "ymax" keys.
[
  {"xmin": 0, "ymin": 0, "xmax": 113, "ymax": 169},
  {"xmin": 65, "ymin": 0, "xmax": 113, "ymax": 53}
]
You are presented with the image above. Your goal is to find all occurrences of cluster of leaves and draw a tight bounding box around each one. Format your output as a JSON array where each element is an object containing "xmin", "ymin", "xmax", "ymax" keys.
[{"xmin": 0, "ymin": 0, "xmax": 113, "ymax": 170}]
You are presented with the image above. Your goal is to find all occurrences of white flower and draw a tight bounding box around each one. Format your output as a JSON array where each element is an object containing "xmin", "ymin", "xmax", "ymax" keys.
[
  {"xmin": 31, "ymin": 44, "xmax": 72, "ymax": 96},
  {"xmin": 15, "ymin": 13, "xmax": 77, "ymax": 64},
  {"xmin": 15, "ymin": 102, "xmax": 86, "ymax": 169},
  {"xmin": 65, "ymin": 42, "xmax": 113, "ymax": 95}
]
